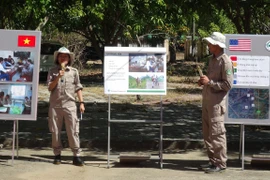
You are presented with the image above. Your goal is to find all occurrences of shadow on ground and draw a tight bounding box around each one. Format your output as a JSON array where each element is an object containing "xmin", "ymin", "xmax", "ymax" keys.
[{"xmin": 1, "ymin": 101, "xmax": 270, "ymax": 154}]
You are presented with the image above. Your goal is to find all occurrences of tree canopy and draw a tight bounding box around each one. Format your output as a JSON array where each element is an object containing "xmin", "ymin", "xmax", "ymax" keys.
[{"xmin": 0, "ymin": 0, "xmax": 269, "ymax": 62}]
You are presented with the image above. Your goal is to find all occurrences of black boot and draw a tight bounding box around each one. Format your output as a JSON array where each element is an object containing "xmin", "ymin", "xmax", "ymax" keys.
[
  {"xmin": 199, "ymin": 162, "xmax": 215, "ymax": 170},
  {"xmin": 73, "ymin": 156, "xmax": 84, "ymax": 166},
  {"xmin": 53, "ymin": 154, "xmax": 61, "ymax": 165},
  {"xmin": 205, "ymin": 165, "xmax": 226, "ymax": 173}
]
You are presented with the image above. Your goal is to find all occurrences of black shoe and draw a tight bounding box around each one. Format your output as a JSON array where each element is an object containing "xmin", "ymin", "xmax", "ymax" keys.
[
  {"xmin": 53, "ymin": 155, "xmax": 61, "ymax": 165},
  {"xmin": 205, "ymin": 165, "xmax": 226, "ymax": 173},
  {"xmin": 199, "ymin": 162, "xmax": 212, "ymax": 170},
  {"xmin": 73, "ymin": 157, "xmax": 84, "ymax": 166}
]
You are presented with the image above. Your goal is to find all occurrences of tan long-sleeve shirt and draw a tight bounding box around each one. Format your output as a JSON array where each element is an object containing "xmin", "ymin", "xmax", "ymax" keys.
[
  {"xmin": 47, "ymin": 65, "xmax": 83, "ymax": 108},
  {"xmin": 202, "ymin": 53, "xmax": 234, "ymax": 105}
]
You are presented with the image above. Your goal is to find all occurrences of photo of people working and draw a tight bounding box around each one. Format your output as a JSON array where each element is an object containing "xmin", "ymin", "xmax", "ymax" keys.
[
  {"xmin": 0, "ymin": 84, "xmax": 32, "ymax": 115},
  {"xmin": 129, "ymin": 53, "xmax": 165, "ymax": 73},
  {"xmin": 0, "ymin": 50, "xmax": 34, "ymax": 82}
]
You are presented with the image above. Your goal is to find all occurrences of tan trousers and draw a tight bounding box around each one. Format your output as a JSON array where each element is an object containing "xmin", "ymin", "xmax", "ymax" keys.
[
  {"xmin": 48, "ymin": 106, "xmax": 81, "ymax": 156},
  {"xmin": 202, "ymin": 101, "xmax": 227, "ymax": 169}
]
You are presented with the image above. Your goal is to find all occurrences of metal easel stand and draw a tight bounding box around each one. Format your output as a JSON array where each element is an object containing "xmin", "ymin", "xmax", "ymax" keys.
[
  {"xmin": 237, "ymin": 124, "xmax": 245, "ymax": 170},
  {"xmin": 240, "ymin": 124, "xmax": 245, "ymax": 170},
  {"xmin": 107, "ymin": 95, "xmax": 164, "ymax": 169},
  {"xmin": 11, "ymin": 120, "xmax": 19, "ymax": 166}
]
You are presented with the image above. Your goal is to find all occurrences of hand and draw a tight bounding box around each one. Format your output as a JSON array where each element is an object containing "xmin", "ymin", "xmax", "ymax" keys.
[
  {"xmin": 58, "ymin": 69, "xmax": 65, "ymax": 77},
  {"xmin": 80, "ymin": 104, "xmax": 85, "ymax": 113},
  {"xmin": 199, "ymin": 75, "xmax": 210, "ymax": 85}
]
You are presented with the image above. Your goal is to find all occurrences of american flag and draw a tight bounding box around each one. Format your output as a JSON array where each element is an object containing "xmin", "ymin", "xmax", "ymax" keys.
[{"xmin": 229, "ymin": 39, "xmax": 251, "ymax": 51}]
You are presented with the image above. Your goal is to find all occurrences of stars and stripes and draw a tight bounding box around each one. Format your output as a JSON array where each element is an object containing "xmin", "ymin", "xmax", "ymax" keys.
[{"xmin": 229, "ymin": 39, "xmax": 251, "ymax": 51}]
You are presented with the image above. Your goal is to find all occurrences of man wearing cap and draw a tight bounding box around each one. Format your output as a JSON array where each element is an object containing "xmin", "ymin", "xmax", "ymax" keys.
[
  {"xmin": 47, "ymin": 47, "xmax": 85, "ymax": 166},
  {"xmin": 198, "ymin": 32, "xmax": 233, "ymax": 173}
]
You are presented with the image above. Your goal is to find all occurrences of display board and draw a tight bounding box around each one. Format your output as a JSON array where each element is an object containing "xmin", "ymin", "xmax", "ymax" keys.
[
  {"xmin": 0, "ymin": 29, "xmax": 41, "ymax": 120},
  {"xmin": 104, "ymin": 47, "xmax": 167, "ymax": 95},
  {"xmin": 225, "ymin": 34, "xmax": 270, "ymax": 125}
]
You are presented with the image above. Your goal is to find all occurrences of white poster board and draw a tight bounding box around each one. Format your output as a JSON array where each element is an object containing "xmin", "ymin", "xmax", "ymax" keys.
[
  {"xmin": 0, "ymin": 29, "xmax": 41, "ymax": 121},
  {"xmin": 225, "ymin": 34, "xmax": 270, "ymax": 125},
  {"xmin": 104, "ymin": 47, "xmax": 167, "ymax": 95}
]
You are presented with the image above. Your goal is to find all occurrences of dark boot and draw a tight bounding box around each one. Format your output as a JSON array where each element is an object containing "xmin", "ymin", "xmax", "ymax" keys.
[
  {"xmin": 204, "ymin": 165, "xmax": 226, "ymax": 173},
  {"xmin": 199, "ymin": 162, "xmax": 213, "ymax": 170},
  {"xmin": 73, "ymin": 156, "xmax": 84, "ymax": 166},
  {"xmin": 53, "ymin": 154, "xmax": 61, "ymax": 165}
]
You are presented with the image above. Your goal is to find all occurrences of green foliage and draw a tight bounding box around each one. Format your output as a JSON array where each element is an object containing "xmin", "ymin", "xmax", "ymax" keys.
[
  {"xmin": 1, "ymin": 0, "xmax": 269, "ymax": 66},
  {"xmin": 201, "ymin": 0, "xmax": 270, "ymax": 34},
  {"xmin": 0, "ymin": 0, "xmax": 53, "ymax": 30},
  {"xmin": 197, "ymin": 9, "xmax": 237, "ymax": 38}
]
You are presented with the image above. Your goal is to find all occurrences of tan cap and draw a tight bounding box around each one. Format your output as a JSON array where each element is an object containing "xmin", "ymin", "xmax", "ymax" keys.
[{"xmin": 203, "ymin": 32, "xmax": 226, "ymax": 48}]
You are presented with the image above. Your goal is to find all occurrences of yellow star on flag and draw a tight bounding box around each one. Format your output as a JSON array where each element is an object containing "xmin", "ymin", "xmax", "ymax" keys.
[
  {"xmin": 18, "ymin": 35, "xmax": 36, "ymax": 47},
  {"xmin": 24, "ymin": 38, "xmax": 30, "ymax": 45}
]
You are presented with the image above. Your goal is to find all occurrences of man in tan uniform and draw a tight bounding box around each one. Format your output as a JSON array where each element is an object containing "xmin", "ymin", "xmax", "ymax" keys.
[
  {"xmin": 47, "ymin": 47, "xmax": 85, "ymax": 166},
  {"xmin": 198, "ymin": 32, "xmax": 233, "ymax": 173}
]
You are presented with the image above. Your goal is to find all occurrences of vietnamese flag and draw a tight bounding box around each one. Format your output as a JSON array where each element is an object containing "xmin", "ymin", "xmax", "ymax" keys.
[{"xmin": 18, "ymin": 35, "xmax": 36, "ymax": 47}]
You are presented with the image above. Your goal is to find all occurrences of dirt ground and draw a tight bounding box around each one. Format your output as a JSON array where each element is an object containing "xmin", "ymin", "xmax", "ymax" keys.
[{"xmin": 1, "ymin": 148, "xmax": 270, "ymax": 180}]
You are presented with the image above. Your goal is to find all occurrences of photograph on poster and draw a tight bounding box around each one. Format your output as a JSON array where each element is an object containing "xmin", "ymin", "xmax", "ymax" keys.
[
  {"xmin": 129, "ymin": 53, "xmax": 165, "ymax": 72},
  {"xmin": 129, "ymin": 73, "xmax": 164, "ymax": 89},
  {"xmin": 0, "ymin": 83, "xmax": 32, "ymax": 115},
  {"xmin": 0, "ymin": 50, "xmax": 34, "ymax": 82},
  {"xmin": 228, "ymin": 88, "xmax": 269, "ymax": 119}
]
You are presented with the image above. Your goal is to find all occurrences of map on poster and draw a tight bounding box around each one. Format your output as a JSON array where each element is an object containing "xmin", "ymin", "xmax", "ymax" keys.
[
  {"xmin": 104, "ymin": 47, "xmax": 167, "ymax": 95},
  {"xmin": 228, "ymin": 88, "xmax": 269, "ymax": 119}
]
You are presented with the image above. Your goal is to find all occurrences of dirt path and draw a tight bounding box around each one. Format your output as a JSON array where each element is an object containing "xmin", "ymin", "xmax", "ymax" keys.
[{"xmin": 1, "ymin": 148, "xmax": 270, "ymax": 180}]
